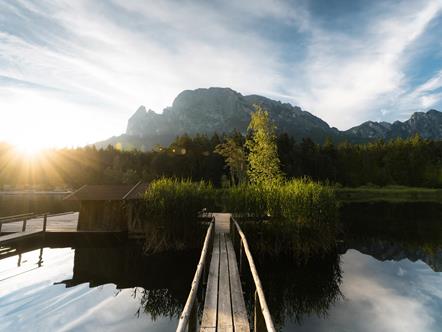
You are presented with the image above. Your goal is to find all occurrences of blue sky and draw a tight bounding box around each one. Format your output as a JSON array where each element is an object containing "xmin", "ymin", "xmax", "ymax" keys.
[{"xmin": 1, "ymin": 0, "xmax": 442, "ymax": 147}]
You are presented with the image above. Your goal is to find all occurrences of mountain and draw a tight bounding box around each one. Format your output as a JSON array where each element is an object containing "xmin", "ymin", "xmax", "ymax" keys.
[
  {"xmin": 346, "ymin": 109, "xmax": 442, "ymax": 142},
  {"xmin": 95, "ymin": 87, "xmax": 442, "ymax": 151}
]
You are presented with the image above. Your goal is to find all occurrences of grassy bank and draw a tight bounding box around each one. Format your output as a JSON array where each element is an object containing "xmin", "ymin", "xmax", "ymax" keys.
[{"xmin": 336, "ymin": 185, "xmax": 442, "ymax": 203}]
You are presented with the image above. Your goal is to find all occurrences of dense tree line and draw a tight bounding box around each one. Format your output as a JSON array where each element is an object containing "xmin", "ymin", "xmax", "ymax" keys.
[{"xmin": 1, "ymin": 133, "xmax": 441, "ymax": 189}]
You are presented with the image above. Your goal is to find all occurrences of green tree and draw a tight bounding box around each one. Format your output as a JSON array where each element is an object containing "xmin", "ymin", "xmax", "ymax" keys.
[
  {"xmin": 246, "ymin": 105, "xmax": 284, "ymax": 186},
  {"xmin": 214, "ymin": 137, "xmax": 247, "ymax": 184}
]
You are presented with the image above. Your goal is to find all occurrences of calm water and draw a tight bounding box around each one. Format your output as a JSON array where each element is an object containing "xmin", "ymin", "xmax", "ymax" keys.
[
  {"xmin": 1, "ymin": 200, "xmax": 442, "ymax": 331},
  {"xmin": 0, "ymin": 242, "xmax": 199, "ymax": 332},
  {"xmin": 247, "ymin": 202, "xmax": 442, "ymax": 332},
  {"xmin": 0, "ymin": 193, "xmax": 78, "ymax": 217}
]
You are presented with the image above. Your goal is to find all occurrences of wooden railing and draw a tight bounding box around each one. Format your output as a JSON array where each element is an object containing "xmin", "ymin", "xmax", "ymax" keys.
[
  {"xmin": 177, "ymin": 217, "xmax": 215, "ymax": 332},
  {"xmin": 0, "ymin": 211, "xmax": 75, "ymax": 235},
  {"xmin": 230, "ymin": 216, "xmax": 276, "ymax": 332}
]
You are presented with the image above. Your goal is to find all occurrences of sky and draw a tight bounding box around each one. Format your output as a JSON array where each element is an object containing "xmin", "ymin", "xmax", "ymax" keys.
[{"xmin": 1, "ymin": 0, "xmax": 442, "ymax": 148}]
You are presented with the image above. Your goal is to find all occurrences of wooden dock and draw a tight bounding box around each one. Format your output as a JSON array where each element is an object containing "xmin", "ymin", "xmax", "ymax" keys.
[
  {"xmin": 177, "ymin": 213, "xmax": 275, "ymax": 332},
  {"xmin": 0, "ymin": 212, "xmax": 79, "ymax": 245},
  {"xmin": 200, "ymin": 213, "xmax": 249, "ymax": 332}
]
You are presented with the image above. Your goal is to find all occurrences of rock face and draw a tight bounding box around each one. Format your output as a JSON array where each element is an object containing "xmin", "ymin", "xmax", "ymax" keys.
[
  {"xmin": 119, "ymin": 87, "xmax": 338, "ymax": 149},
  {"xmin": 96, "ymin": 87, "xmax": 442, "ymax": 151},
  {"xmin": 345, "ymin": 109, "xmax": 442, "ymax": 141}
]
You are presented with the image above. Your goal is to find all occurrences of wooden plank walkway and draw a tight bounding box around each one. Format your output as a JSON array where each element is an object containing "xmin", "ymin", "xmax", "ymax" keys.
[{"xmin": 200, "ymin": 213, "xmax": 249, "ymax": 332}]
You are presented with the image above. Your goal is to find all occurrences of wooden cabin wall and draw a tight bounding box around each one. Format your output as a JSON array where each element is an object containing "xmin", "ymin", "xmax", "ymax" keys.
[{"xmin": 78, "ymin": 201, "xmax": 128, "ymax": 231}]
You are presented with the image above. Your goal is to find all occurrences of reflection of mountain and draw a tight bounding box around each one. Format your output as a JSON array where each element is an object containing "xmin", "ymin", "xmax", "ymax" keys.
[
  {"xmin": 342, "ymin": 240, "xmax": 442, "ymax": 272},
  {"xmin": 59, "ymin": 245, "xmax": 199, "ymax": 320},
  {"xmin": 340, "ymin": 202, "xmax": 442, "ymax": 272},
  {"xmin": 241, "ymin": 250, "xmax": 342, "ymax": 328}
]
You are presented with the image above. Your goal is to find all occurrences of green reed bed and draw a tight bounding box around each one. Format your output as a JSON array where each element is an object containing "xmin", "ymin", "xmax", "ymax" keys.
[
  {"xmin": 141, "ymin": 177, "xmax": 338, "ymax": 255},
  {"xmin": 224, "ymin": 179, "xmax": 339, "ymax": 257},
  {"xmin": 142, "ymin": 178, "xmax": 214, "ymax": 252}
]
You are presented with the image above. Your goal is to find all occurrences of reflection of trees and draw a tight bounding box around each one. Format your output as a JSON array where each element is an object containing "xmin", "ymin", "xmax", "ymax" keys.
[
  {"xmin": 240, "ymin": 221, "xmax": 337, "ymax": 258},
  {"xmin": 61, "ymin": 245, "xmax": 199, "ymax": 321},
  {"xmin": 133, "ymin": 288, "xmax": 183, "ymax": 321},
  {"xmin": 341, "ymin": 202, "xmax": 442, "ymax": 271},
  {"xmin": 242, "ymin": 250, "xmax": 343, "ymax": 329}
]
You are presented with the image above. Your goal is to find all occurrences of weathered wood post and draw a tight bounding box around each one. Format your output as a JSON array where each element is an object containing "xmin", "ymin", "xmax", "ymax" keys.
[
  {"xmin": 43, "ymin": 214, "xmax": 48, "ymax": 232},
  {"xmin": 239, "ymin": 241, "xmax": 244, "ymax": 275},
  {"xmin": 188, "ymin": 300, "xmax": 198, "ymax": 332},
  {"xmin": 254, "ymin": 290, "xmax": 266, "ymax": 332},
  {"xmin": 22, "ymin": 218, "xmax": 27, "ymax": 232}
]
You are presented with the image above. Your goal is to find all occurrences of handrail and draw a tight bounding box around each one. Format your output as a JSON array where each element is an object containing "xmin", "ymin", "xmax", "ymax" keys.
[
  {"xmin": 0, "ymin": 211, "xmax": 76, "ymax": 225},
  {"xmin": 176, "ymin": 218, "xmax": 215, "ymax": 332},
  {"xmin": 231, "ymin": 216, "xmax": 276, "ymax": 332},
  {"xmin": 0, "ymin": 213, "xmax": 35, "ymax": 223}
]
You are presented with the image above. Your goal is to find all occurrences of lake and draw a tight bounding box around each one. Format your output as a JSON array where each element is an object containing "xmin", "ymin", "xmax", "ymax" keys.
[
  {"xmin": 0, "ymin": 240, "xmax": 199, "ymax": 332},
  {"xmin": 0, "ymin": 193, "xmax": 78, "ymax": 217},
  {"xmin": 1, "ymin": 199, "xmax": 442, "ymax": 331}
]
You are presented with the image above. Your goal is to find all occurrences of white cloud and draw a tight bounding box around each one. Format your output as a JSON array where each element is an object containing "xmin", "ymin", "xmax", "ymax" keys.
[
  {"xmin": 0, "ymin": 0, "xmax": 441, "ymax": 146},
  {"xmin": 284, "ymin": 0, "xmax": 442, "ymax": 129}
]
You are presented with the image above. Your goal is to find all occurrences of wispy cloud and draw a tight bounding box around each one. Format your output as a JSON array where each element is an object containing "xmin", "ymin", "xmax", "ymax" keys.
[{"xmin": 0, "ymin": 0, "xmax": 441, "ymax": 146}]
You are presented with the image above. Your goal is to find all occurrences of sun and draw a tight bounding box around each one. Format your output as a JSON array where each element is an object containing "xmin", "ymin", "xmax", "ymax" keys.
[
  {"xmin": 13, "ymin": 139, "xmax": 50, "ymax": 158},
  {"xmin": 14, "ymin": 143, "xmax": 43, "ymax": 157}
]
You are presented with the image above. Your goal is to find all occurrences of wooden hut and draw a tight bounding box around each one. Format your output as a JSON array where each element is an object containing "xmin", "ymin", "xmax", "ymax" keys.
[{"xmin": 65, "ymin": 182, "xmax": 148, "ymax": 232}]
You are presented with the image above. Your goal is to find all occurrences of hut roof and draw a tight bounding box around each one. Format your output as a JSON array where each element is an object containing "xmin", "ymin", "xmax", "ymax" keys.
[{"xmin": 64, "ymin": 182, "xmax": 148, "ymax": 201}]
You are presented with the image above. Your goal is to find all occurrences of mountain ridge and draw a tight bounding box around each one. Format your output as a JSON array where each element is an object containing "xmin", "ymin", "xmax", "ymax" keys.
[{"xmin": 95, "ymin": 87, "xmax": 442, "ymax": 151}]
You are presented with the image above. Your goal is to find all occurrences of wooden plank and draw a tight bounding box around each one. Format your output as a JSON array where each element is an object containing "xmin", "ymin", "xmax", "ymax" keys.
[
  {"xmin": 226, "ymin": 237, "xmax": 250, "ymax": 332},
  {"xmin": 201, "ymin": 234, "xmax": 220, "ymax": 330},
  {"xmin": 0, "ymin": 230, "xmax": 42, "ymax": 245},
  {"xmin": 214, "ymin": 213, "xmax": 230, "ymax": 234},
  {"xmin": 217, "ymin": 234, "xmax": 233, "ymax": 332}
]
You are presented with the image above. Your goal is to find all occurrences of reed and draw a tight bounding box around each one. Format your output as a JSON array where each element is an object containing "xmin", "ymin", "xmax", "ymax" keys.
[{"xmin": 142, "ymin": 178, "xmax": 214, "ymax": 252}]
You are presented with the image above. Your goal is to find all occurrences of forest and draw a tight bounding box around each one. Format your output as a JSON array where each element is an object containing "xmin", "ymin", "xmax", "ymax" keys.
[{"xmin": 0, "ymin": 132, "xmax": 441, "ymax": 189}]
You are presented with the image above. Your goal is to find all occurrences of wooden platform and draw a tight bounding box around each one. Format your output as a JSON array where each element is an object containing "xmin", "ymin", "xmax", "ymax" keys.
[
  {"xmin": 200, "ymin": 213, "xmax": 249, "ymax": 332},
  {"xmin": 0, "ymin": 212, "xmax": 79, "ymax": 233},
  {"xmin": 0, "ymin": 212, "xmax": 79, "ymax": 245}
]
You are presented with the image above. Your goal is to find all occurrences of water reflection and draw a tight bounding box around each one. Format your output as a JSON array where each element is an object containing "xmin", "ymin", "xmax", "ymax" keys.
[
  {"xmin": 241, "ymin": 250, "xmax": 342, "ymax": 330},
  {"xmin": 243, "ymin": 202, "xmax": 442, "ymax": 331},
  {"xmin": 0, "ymin": 243, "xmax": 198, "ymax": 332},
  {"xmin": 287, "ymin": 249, "xmax": 442, "ymax": 332}
]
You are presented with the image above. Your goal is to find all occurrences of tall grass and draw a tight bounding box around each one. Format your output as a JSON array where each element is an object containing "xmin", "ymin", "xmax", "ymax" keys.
[
  {"xmin": 141, "ymin": 177, "xmax": 338, "ymax": 255},
  {"xmin": 224, "ymin": 178, "xmax": 338, "ymax": 225},
  {"xmin": 142, "ymin": 178, "xmax": 214, "ymax": 252},
  {"xmin": 224, "ymin": 178, "xmax": 338, "ymax": 257}
]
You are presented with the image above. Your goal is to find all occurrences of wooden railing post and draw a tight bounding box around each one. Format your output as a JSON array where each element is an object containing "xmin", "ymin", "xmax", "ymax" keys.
[
  {"xmin": 188, "ymin": 300, "xmax": 198, "ymax": 332},
  {"xmin": 22, "ymin": 218, "xmax": 27, "ymax": 232},
  {"xmin": 43, "ymin": 214, "xmax": 48, "ymax": 232},
  {"xmin": 254, "ymin": 290, "xmax": 266, "ymax": 332},
  {"xmin": 239, "ymin": 241, "xmax": 243, "ymax": 275},
  {"xmin": 0, "ymin": 223, "xmax": 2, "ymax": 235}
]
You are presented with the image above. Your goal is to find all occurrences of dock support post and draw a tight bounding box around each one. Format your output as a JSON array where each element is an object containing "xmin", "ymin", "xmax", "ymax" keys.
[
  {"xmin": 22, "ymin": 219, "xmax": 27, "ymax": 232},
  {"xmin": 254, "ymin": 290, "xmax": 266, "ymax": 332},
  {"xmin": 43, "ymin": 214, "xmax": 48, "ymax": 232}
]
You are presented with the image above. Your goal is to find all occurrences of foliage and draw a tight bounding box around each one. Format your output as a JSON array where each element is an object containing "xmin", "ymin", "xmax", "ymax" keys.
[
  {"xmin": 224, "ymin": 179, "xmax": 338, "ymax": 225},
  {"xmin": 245, "ymin": 106, "xmax": 284, "ymax": 186},
  {"xmin": 1, "ymin": 133, "xmax": 442, "ymax": 190},
  {"xmin": 214, "ymin": 133, "xmax": 247, "ymax": 185},
  {"xmin": 142, "ymin": 178, "xmax": 214, "ymax": 252}
]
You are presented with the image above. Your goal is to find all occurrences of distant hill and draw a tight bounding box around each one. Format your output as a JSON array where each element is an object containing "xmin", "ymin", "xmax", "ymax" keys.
[
  {"xmin": 95, "ymin": 87, "xmax": 442, "ymax": 151},
  {"xmin": 345, "ymin": 109, "xmax": 442, "ymax": 142}
]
